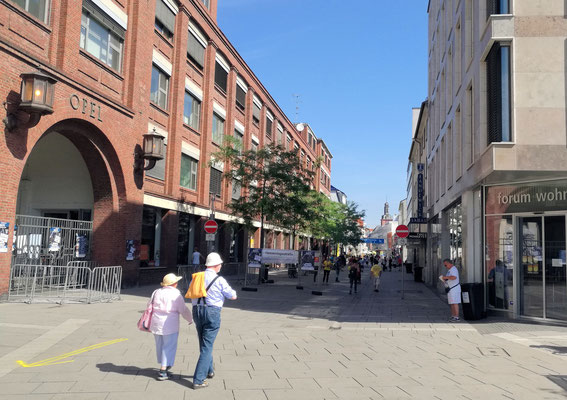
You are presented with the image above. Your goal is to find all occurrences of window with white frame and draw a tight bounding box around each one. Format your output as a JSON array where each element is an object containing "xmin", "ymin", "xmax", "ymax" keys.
[
  {"xmin": 210, "ymin": 167, "xmax": 222, "ymax": 197},
  {"xmin": 155, "ymin": 0, "xmax": 175, "ymax": 39},
  {"xmin": 234, "ymin": 128, "xmax": 243, "ymax": 154},
  {"xmin": 277, "ymin": 125, "xmax": 283, "ymax": 145},
  {"xmin": 150, "ymin": 64, "xmax": 169, "ymax": 109},
  {"xmin": 252, "ymin": 95, "xmax": 262, "ymax": 124},
  {"xmin": 214, "ymin": 54, "xmax": 229, "ymax": 92},
  {"xmin": 183, "ymin": 91, "xmax": 201, "ymax": 130},
  {"xmin": 180, "ymin": 154, "xmax": 198, "ymax": 190},
  {"xmin": 212, "ymin": 113, "xmax": 224, "ymax": 145},
  {"xmin": 187, "ymin": 21, "xmax": 206, "ymax": 69},
  {"xmin": 236, "ymin": 76, "xmax": 247, "ymax": 110},
  {"xmin": 10, "ymin": 0, "xmax": 49, "ymax": 23},
  {"xmin": 80, "ymin": 1, "xmax": 125, "ymax": 72},
  {"xmin": 201, "ymin": 0, "xmax": 210, "ymax": 10},
  {"xmin": 265, "ymin": 111, "xmax": 273, "ymax": 140},
  {"xmin": 232, "ymin": 179, "xmax": 241, "ymax": 200}
]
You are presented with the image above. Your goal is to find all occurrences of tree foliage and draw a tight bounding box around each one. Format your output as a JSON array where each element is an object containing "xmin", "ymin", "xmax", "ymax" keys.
[
  {"xmin": 212, "ymin": 137, "xmax": 365, "ymax": 248},
  {"xmin": 306, "ymin": 192, "xmax": 365, "ymax": 247},
  {"xmin": 212, "ymin": 139, "xmax": 316, "ymax": 238}
]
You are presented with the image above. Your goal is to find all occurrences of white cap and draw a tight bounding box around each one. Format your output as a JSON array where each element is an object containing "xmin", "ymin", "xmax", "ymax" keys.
[{"xmin": 205, "ymin": 252, "xmax": 223, "ymax": 267}]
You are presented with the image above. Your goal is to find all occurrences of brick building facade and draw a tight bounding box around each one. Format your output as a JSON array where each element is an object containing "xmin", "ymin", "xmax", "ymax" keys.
[{"xmin": 0, "ymin": 0, "xmax": 332, "ymax": 293}]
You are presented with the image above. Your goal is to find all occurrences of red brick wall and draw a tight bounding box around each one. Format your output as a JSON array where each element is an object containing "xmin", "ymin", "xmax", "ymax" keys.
[{"xmin": 0, "ymin": 0, "xmax": 332, "ymax": 293}]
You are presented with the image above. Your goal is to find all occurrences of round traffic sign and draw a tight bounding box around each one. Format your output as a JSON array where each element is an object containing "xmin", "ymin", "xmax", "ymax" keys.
[
  {"xmin": 204, "ymin": 220, "xmax": 218, "ymax": 234},
  {"xmin": 395, "ymin": 224, "xmax": 409, "ymax": 238}
]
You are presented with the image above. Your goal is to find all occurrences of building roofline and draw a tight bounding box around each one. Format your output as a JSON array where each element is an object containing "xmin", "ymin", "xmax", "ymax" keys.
[{"xmin": 408, "ymin": 99, "xmax": 428, "ymax": 161}]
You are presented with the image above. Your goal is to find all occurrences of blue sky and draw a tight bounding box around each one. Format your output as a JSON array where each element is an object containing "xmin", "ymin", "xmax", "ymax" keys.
[{"xmin": 218, "ymin": 1, "xmax": 428, "ymax": 227}]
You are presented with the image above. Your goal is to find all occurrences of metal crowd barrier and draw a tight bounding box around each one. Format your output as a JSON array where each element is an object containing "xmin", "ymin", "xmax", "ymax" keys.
[{"xmin": 7, "ymin": 264, "xmax": 122, "ymax": 304}]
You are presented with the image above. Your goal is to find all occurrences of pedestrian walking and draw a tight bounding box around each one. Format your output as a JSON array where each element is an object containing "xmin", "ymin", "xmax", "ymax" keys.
[
  {"xmin": 348, "ymin": 259, "xmax": 360, "ymax": 295},
  {"xmin": 149, "ymin": 273, "xmax": 193, "ymax": 381},
  {"xmin": 322, "ymin": 257, "xmax": 332, "ymax": 284},
  {"xmin": 388, "ymin": 257, "xmax": 392, "ymax": 271},
  {"xmin": 371, "ymin": 262, "xmax": 382, "ymax": 292},
  {"xmin": 192, "ymin": 247, "xmax": 204, "ymax": 265},
  {"xmin": 441, "ymin": 258, "xmax": 461, "ymax": 322},
  {"xmin": 191, "ymin": 253, "xmax": 237, "ymax": 389}
]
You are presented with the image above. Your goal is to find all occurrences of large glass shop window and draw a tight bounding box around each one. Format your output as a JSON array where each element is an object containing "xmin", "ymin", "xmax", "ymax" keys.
[{"xmin": 485, "ymin": 215, "xmax": 514, "ymax": 310}]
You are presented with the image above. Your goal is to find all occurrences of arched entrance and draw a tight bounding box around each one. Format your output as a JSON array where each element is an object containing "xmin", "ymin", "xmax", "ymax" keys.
[{"xmin": 11, "ymin": 119, "xmax": 132, "ymax": 273}]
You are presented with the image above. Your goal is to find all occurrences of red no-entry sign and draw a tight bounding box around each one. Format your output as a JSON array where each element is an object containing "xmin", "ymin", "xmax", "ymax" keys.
[
  {"xmin": 395, "ymin": 224, "xmax": 409, "ymax": 238},
  {"xmin": 204, "ymin": 220, "xmax": 218, "ymax": 234}
]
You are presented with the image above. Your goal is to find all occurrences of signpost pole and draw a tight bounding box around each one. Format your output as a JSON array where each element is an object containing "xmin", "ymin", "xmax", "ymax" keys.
[
  {"xmin": 401, "ymin": 245, "xmax": 404, "ymax": 300},
  {"xmin": 395, "ymin": 225, "xmax": 410, "ymax": 300}
]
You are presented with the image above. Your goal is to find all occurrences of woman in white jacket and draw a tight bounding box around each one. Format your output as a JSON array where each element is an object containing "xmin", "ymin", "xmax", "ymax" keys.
[{"xmin": 149, "ymin": 273, "xmax": 193, "ymax": 380}]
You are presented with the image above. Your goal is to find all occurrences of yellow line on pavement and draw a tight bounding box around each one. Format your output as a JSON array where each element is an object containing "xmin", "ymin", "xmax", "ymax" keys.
[{"xmin": 16, "ymin": 338, "xmax": 128, "ymax": 368}]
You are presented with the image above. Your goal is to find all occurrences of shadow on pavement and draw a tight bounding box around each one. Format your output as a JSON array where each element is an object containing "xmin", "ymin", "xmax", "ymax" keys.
[
  {"xmin": 532, "ymin": 345, "xmax": 567, "ymax": 355},
  {"xmin": 546, "ymin": 375, "xmax": 567, "ymax": 392},
  {"xmin": 96, "ymin": 362, "xmax": 194, "ymax": 388},
  {"xmin": 122, "ymin": 268, "xmax": 567, "ymax": 328}
]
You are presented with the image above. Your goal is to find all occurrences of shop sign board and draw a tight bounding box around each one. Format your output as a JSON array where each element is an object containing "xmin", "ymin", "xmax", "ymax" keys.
[{"xmin": 485, "ymin": 179, "xmax": 567, "ymax": 214}]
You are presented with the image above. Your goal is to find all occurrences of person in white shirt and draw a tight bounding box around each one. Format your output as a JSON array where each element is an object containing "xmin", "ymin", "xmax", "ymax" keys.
[
  {"xmin": 441, "ymin": 258, "xmax": 461, "ymax": 321},
  {"xmin": 191, "ymin": 252, "xmax": 237, "ymax": 389},
  {"xmin": 149, "ymin": 273, "xmax": 193, "ymax": 381},
  {"xmin": 192, "ymin": 247, "xmax": 204, "ymax": 265}
]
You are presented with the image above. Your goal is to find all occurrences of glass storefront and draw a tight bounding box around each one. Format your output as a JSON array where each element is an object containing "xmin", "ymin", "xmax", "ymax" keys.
[
  {"xmin": 448, "ymin": 203, "xmax": 463, "ymax": 273},
  {"xmin": 485, "ymin": 215, "xmax": 514, "ymax": 310},
  {"xmin": 485, "ymin": 179, "xmax": 567, "ymax": 320}
]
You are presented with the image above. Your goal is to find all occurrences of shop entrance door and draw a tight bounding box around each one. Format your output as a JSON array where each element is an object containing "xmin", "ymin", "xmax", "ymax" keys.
[{"xmin": 519, "ymin": 215, "xmax": 567, "ymax": 320}]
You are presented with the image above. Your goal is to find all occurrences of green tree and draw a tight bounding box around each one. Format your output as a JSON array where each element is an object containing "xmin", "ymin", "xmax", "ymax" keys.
[
  {"xmin": 212, "ymin": 139, "xmax": 316, "ymax": 249},
  {"xmin": 306, "ymin": 193, "xmax": 365, "ymax": 250}
]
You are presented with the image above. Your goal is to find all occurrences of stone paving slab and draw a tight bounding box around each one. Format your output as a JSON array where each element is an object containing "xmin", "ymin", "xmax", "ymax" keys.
[{"xmin": 2, "ymin": 268, "xmax": 567, "ymax": 399}]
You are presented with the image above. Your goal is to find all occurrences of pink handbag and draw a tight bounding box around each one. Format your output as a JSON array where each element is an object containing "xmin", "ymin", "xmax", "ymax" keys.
[{"xmin": 137, "ymin": 290, "xmax": 157, "ymax": 332}]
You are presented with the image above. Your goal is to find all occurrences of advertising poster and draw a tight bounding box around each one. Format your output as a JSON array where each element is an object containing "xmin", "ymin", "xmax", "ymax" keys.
[
  {"xmin": 0, "ymin": 222, "xmax": 9, "ymax": 253},
  {"xmin": 48, "ymin": 227, "xmax": 62, "ymax": 252},
  {"xmin": 75, "ymin": 234, "xmax": 88, "ymax": 258},
  {"xmin": 248, "ymin": 248, "xmax": 262, "ymax": 268},
  {"xmin": 261, "ymin": 249, "xmax": 298, "ymax": 264},
  {"xmin": 126, "ymin": 240, "xmax": 140, "ymax": 261},
  {"xmin": 300, "ymin": 250, "xmax": 315, "ymax": 271},
  {"xmin": 12, "ymin": 225, "xmax": 17, "ymax": 253}
]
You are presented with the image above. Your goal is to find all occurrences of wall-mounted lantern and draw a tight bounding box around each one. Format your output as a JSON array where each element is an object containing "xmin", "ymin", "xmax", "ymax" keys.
[
  {"xmin": 3, "ymin": 71, "xmax": 57, "ymax": 131},
  {"xmin": 134, "ymin": 127, "xmax": 165, "ymax": 172}
]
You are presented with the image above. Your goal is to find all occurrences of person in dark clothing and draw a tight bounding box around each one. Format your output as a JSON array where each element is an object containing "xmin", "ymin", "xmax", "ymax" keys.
[
  {"xmin": 348, "ymin": 259, "xmax": 360, "ymax": 295},
  {"xmin": 388, "ymin": 257, "xmax": 392, "ymax": 271}
]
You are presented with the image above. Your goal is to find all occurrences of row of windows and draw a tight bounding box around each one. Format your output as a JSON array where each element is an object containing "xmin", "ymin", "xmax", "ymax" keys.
[
  {"xmin": 149, "ymin": 151, "xmax": 240, "ymax": 199},
  {"xmin": 11, "ymin": 0, "xmax": 317, "ymax": 160}
]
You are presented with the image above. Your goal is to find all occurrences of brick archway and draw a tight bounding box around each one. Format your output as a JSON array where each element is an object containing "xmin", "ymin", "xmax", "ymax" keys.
[
  {"xmin": 46, "ymin": 119, "xmax": 128, "ymax": 268},
  {"xmin": 0, "ymin": 118, "xmax": 139, "ymax": 295}
]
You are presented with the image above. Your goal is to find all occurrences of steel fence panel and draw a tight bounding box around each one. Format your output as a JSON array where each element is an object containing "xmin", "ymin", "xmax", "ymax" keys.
[
  {"xmin": 7, "ymin": 264, "xmax": 121, "ymax": 304},
  {"xmin": 88, "ymin": 266, "xmax": 122, "ymax": 303},
  {"xmin": 12, "ymin": 215, "xmax": 93, "ymax": 265}
]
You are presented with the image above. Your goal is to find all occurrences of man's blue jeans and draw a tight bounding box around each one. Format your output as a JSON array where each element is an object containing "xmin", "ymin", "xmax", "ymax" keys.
[{"xmin": 192, "ymin": 305, "xmax": 221, "ymax": 385}]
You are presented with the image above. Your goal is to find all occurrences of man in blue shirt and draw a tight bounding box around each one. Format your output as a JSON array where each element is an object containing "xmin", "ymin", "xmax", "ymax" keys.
[{"xmin": 192, "ymin": 252, "xmax": 237, "ymax": 389}]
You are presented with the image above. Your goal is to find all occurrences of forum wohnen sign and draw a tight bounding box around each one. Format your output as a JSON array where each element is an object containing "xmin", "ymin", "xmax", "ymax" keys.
[{"xmin": 485, "ymin": 179, "xmax": 567, "ymax": 215}]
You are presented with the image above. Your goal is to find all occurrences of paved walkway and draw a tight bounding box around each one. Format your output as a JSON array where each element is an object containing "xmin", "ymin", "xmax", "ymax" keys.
[{"xmin": 1, "ymin": 266, "xmax": 567, "ymax": 399}]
